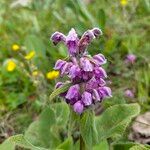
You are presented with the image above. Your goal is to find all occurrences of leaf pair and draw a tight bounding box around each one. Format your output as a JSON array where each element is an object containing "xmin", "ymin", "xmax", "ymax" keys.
[{"xmin": 80, "ymin": 103, "xmax": 140, "ymax": 149}]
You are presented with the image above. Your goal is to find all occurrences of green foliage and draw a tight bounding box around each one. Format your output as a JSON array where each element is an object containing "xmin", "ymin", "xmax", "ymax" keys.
[
  {"xmin": 95, "ymin": 103, "xmax": 140, "ymax": 141},
  {"xmin": 79, "ymin": 103, "xmax": 140, "ymax": 148},
  {"xmin": 49, "ymin": 82, "xmax": 72, "ymax": 101}
]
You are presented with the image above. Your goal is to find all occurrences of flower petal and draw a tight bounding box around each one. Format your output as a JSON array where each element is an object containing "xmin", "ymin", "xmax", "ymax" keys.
[
  {"xmin": 93, "ymin": 53, "xmax": 107, "ymax": 65},
  {"xmin": 94, "ymin": 67, "xmax": 107, "ymax": 78},
  {"xmin": 66, "ymin": 84, "xmax": 80, "ymax": 100},
  {"xmin": 81, "ymin": 91, "xmax": 92, "ymax": 106},
  {"xmin": 91, "ymin": 28, "xmax": 102, "ymax": 38},
  {"xmin": 51, "ymin": 32, "xmax": 66, "ymax": 45},
  {"xmin": 80, "ymin": 57, "xmax": 93, "ymax": 72},
  {"xmin": 66, "ymin": 28, "xmax": 79, "ymax": 56},
  {"xmin": 73, "ymin": 101, "xmax": 84, "ymax": 114}
]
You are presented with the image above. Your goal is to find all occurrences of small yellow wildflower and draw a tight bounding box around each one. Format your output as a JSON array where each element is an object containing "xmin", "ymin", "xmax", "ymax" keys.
[
  {"xmin": 120, "ymin": 0, "xmax": 128, "ymax": 6},
  {"xmin": 32, "ymin": 71, "xmax": 38, "ymax": 76},
  {"xmin": 6, "ymin": 60, "xmax": 16, "ymax": 72},
  {"xmin": 25, "ymin": 50, "xmax": 35, "ymax": 60},
  {"xmin": 46, "ymin": 70, "xmax": 59, "ymax": 80},
  {"xmin": 12, "ymin": 44, "xmax": 20, "ymax": 51}
]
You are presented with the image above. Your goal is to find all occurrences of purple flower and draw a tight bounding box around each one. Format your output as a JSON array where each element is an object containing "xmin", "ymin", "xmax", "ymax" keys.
[
  {"xmin": 124, "ymin": 89, "xmax": 134, "ymax": 98},
  {"xmin": 50, "ymin": 28, "xmax": 112, "ymax": 114},
  {"xmin": 80, "ymin": 57, "xmax": 93, "ymax": 72},
  {"xmin": 125, "ymin": 54, "xmax": 136, "ymax": 64},
  {"xmin": 73, "ymin": 101, "xmax": 84, "ymax": 114},
  {"xmin": 94, "ymin": 67, "xmax": 107, "ymax": 78},
  {"xmin": 51, "ymin": 32, "xmax": 66, "ymax": 45},
  {"xmin": 66, "ymin": 84, "xmax": 80, "ymax": 100},
  {"xmin": 69, "ymin": 65, "xmax": 81, "ymax": 79},
  {"xmin": 66, "ymin": 28, "xmax": 79, "ymax": 56},
  {"xmin": 81, "ymin": 91, "xmax": 92, "ymax": 106},
  {"xmin": 92, "ymin": 89, "xmax": 101, "ymax": 102},
  {"xmin": 93, "ymin": 54, "xmax": 107, "ymax": 65},
  {"xmin": 98, "ymin": 87, "xmax": 112, "ymax": 99}
]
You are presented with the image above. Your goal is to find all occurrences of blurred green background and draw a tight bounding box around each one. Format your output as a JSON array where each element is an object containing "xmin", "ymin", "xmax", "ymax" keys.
[{"xmin": 0, "ymin": 0, "xmax": 150, "ymax": 145}]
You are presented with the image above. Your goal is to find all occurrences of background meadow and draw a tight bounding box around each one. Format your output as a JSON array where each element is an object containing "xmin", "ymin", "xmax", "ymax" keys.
[{"xmin": 0, "ymin": 0, "xmax": 150, "ymax": 149}]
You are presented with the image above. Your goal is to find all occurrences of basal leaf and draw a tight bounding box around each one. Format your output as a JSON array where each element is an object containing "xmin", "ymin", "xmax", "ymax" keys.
[
  {"xmin": 0, "ymin": 134, "xmax": 47, "ymax": 150},
  {"xmin": 95, "ymin": 103, "xmax": 140, "ymax": 141}
]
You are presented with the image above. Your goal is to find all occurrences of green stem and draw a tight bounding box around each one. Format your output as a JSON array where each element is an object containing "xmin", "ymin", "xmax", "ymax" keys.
[
  {"xmin": 80, "ymin": 134, "xmax": 85, "ymax": 150},
  {"xmin": 80, "ymin": 115, "xmax": 85, "ymax": 150}
]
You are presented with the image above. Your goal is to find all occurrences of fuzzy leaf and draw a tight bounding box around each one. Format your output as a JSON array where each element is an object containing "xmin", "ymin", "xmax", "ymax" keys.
[
  {"xmin": 0, "ymin": 134, "xmax": 47, "ymax": 150},
  {"xmin": 56, "ymin": 137, "xmax": 73, "ymax": 150},
  {"xmin": 95, "ymin": 103, "xmax": 140, "ymax": 141},
  {"xmin": 49, "ymin": 82, "xmax": 72, "ymax": 101},
  {"xmin": 80, "ymin": 111, "xmax": 98, "ymax": 148}
]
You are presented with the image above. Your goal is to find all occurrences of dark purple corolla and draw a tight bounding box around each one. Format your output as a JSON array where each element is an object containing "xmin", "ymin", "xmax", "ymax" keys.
[{"xmin": 50, "ymin": 28, "xmax": 112, "ymax": 114}]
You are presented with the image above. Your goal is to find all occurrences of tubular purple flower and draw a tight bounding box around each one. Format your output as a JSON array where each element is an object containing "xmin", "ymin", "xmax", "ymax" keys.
[
  {"xmin": 94, "ymin": 67, "xmax": 107, "ymax": 78},
  {"xmin": 66, "ymin": 28, "xmax": 79, "ymax": 56},
  {"xmin": 51, "ymin": 32, "xmax": 66, "ymax": 45},
  {"xmin": 81, "ymin": 91, "xmax": 92, "ymax": 106},
  {"xmin": 93, "ymin": 54, "xmax": 107, "ymax": 65},
  {"xmin": 73, "ymin": 101, "xmax": 84, "ymax": 114},
  {"xmin": 78, "ymin": 30, "xmax": 95, "ymax": 52},
  {"xmin": 54, "ymin": 59, "xmax": 66, "ymax": 70},
  {"xmin": 61, "ymin": 62, "xmax": 73, "ymax": 75},
  {"xmin": 98, "ymin": 87, "xmax": 112, "ymax": 98},
  {"xmin": 80, "ymin": 57, "xmax": 93, "ymax": 72},
  {"xmin": 91, "ymin": 28, "xmax": 102, "ymax": 38},
  {"xmin": 66, "ymin": 84, "xmax": 80, "ymax": 100},
  {"xmin": 69, "ymin": 65, "xmax": 81, "ymax": 79},
  {"xmin": 92, "ymin": 89, "xmax": 101, "ymax": 101}
]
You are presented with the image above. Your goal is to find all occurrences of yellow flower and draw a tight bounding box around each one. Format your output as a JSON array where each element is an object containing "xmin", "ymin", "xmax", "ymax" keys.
[
  {"xmin": 120, "ymin": 0, "xmax": 128, "ymax": 6},
  {"xmin": 12, "ymin": 44, "xmax": 20, "ymax": 51},
  {"xmin": 46, "ymin": 70, "xmax": 59, "ymax": 80},
  {"xmin": 25, "ymin": 50, "xmax": 35, "ymax": 60},
  {"xmin": 32, "ymin": 71, "xmax": 38, "ymax": 76},
  {"xmin": 6, "ymin": 60, "xmax": 16, "ymax": 72}
]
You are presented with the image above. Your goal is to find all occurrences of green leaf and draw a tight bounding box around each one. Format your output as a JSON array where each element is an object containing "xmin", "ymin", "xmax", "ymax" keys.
[
  {"xmin": 49, "ymin": 82, "xmax": 72, "ymax": 101},
  {"xmin": 80, "ymin": 111, "xmax": 98, "ymax": 148},
  {"xmin": 130, "ymin": 145, "xmax": 150, "ymax": 150},
  {"xmin": 112, "ymin": 142, "xmax": 150, "ymax": 150},
  {"xmin": 52, "ymin": 102, "xmax": 70, "ymax": 127},
  {"xmin": 95, "ymin": 103, "xmax": 140, "ymax": 141},
  {"xmin": 0, "ymin": 138, "xmax": 15, "ymax": 150},
  {"xmin": 0, "ymin": 134, "xmax": 48, "ymax": 150},
  {"xmin": 56, "ymin": 137, "xmax": 73, "ymax": 150},
  {"xmin": 24, "ymin": 35, "xmax": 46, "ymax": 56},
  {"xmin": 98, "ymin": 9, "xmax": 106, "ymax": 30},
  {"xmin": 76, "ymin": 0, "xmax": 97, "ymax": 26},
  {"xmin": 25, "ymin": 107, "xmax": 60, "ymax": 148},
  {"xmin": 93, "ymin": 140, "xmax": 109, "ymax": 150},
  {"xmin": 24, "ymin": 103, "xmax": 69, "ymax": 149}
]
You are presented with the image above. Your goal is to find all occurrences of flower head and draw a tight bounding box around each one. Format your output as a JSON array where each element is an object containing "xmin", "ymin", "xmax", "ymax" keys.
[
  {"xmin": 125, "ymin": 54, "xmax": 136, "ymax": 64},
  {"xmin": 25, "ymin": 50, "xmax": 35, "ymax": 60},
  {"xmin": 6, "ymin": 59, "xmax": 16, "ymax": 72},
  {"xmin": 120, "ymin": 0, "xmax": 128, "ymax": 6},
  {"xmin": 12, "ymin": 44, "xmax": 20, "ymax": 51},
  {"xmin": 51, "ymin": 28, "xmax": 111, "ymax": 114},
  {"xmin": 32, "ymin": 71, "xmax": 38, "ymax": 76},
  {"xmin": 46, "ymin": 70, "xmax": 59, "ymax": 80},
  {"xmin": 124, "ymin": 89, "xmax": 134, "ymax": 98}
]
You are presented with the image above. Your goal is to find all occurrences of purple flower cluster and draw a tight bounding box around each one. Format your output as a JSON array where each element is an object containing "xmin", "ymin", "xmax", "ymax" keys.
[{"xmin": 51, "ymin": 28, "xmax": 112, "ymax": 114}]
